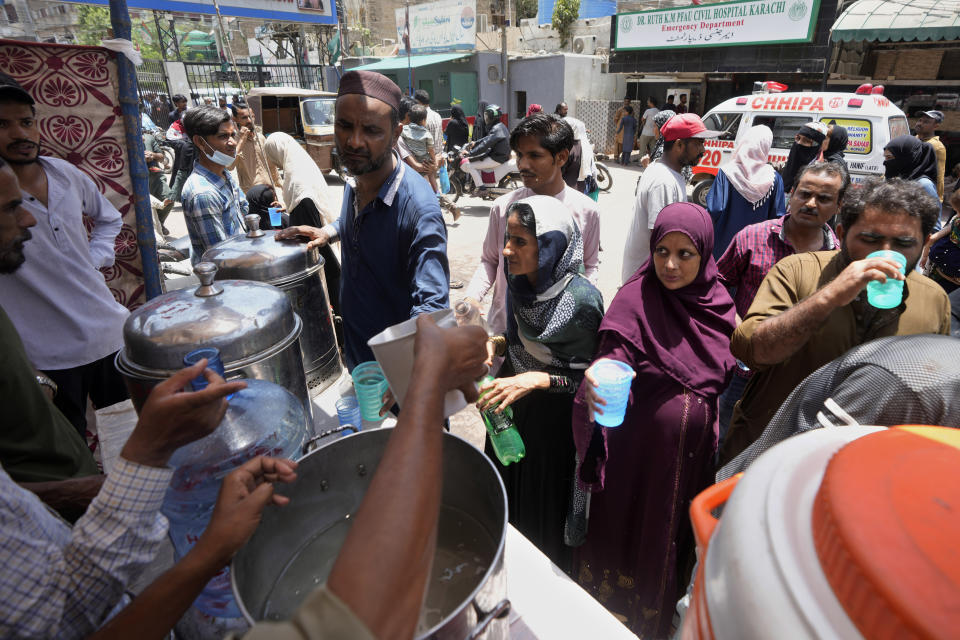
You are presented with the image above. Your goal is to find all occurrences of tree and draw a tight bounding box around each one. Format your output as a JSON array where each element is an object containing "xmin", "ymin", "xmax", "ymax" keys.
[
  {"xmin": 517, "ymin": 0, "xmax": 538, "ymax": 21},
  {"xmin": 551, "ymin": 0, "xmax": 580, "ymax": 49},
  {"xmin": 75, "ymin": 6, "xmax": 163, "ymax": 59}
]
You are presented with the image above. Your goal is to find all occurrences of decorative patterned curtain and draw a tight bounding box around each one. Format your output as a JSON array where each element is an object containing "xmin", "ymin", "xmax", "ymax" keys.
[{"xmin": 0, "ymin": 39, "xmax": 147, "ymax": 310}]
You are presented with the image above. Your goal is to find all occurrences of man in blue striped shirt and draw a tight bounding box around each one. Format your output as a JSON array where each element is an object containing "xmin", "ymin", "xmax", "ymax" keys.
[{"xmin": 180, "ymin": 106, "xmax": 248, "ymax": 263}]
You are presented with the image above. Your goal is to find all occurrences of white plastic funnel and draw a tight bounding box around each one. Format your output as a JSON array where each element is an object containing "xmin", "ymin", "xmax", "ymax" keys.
[{"xmin": 367, "ymin": 308, "xmax": 469, "ymax": 417}]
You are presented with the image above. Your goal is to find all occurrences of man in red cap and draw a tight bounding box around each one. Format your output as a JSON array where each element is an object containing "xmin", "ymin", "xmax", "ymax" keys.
[
  {"xmin": 621, "ymin": 113, "xmax": 719, "ymax": 282},
  {"xmin": 276, "ymin": 70, "xmax": 450, "ymax": 370}
]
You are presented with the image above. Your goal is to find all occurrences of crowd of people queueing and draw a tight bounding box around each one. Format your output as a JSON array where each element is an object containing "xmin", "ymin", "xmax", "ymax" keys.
[{"xmin": 1, "ymin": 64, "xmax": 959, "ymax": 640}]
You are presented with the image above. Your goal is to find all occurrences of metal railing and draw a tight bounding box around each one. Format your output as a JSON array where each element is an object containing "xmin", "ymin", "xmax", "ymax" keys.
[{"xmin": 183, "ymin": 62, "xmax": 328, "ymax": 99}]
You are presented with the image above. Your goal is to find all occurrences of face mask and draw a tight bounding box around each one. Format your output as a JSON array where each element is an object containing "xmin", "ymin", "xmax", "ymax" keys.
[{"xmin": 200, "ymin": 137, "xmax": 235, "ymax": 167}]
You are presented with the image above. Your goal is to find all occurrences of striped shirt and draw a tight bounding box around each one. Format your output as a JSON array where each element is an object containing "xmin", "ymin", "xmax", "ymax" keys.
[
  {"xmin": 717, "ymin": 214, "xmax": 838, "ymax": 318},
  {"xmin": 181, "ymin": 162, "xmax": 249, "ymax": 263},
  {"xmin": 0, "ymin": 457, "xmax": 173, "ymax": 638}
]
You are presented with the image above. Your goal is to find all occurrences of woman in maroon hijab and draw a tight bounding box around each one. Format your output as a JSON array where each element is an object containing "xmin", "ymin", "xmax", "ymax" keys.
[{"xmin": 571, "ymin": 202, "xmax": 736, "ymax": 638}]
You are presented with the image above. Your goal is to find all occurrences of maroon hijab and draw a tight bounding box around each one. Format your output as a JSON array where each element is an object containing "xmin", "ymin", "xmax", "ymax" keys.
[{"xmin": 605, "ymin": 202, "xmax": 736, "ymax": 396}]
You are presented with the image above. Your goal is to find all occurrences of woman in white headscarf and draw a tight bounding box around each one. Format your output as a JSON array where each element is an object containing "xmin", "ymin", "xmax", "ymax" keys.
[
  {"xmin": 264, "ymin": 131, "xmax": 337, "ymax": 228},
  {"xmin": 705, "ymin": 125, "xmax": 785, "ymax": 260},
  {"xmin": 264, "ymin": 131, "xmax": 342, "ymax": 316}
]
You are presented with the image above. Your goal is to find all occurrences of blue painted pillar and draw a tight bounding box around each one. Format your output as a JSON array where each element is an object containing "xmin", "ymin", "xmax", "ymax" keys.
[{"xmin": 109, "ymin": 0, "xmax": 162, "ymax": 300}]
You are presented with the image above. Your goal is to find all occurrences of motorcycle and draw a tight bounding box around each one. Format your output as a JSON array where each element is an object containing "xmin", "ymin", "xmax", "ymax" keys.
[
  {"xmin": 445, "ymin": 146, "xmax": 521, "ymax": 203},
  {"xmin": 594, "ymin": 161, "xmax": 613, "ymax": 193}
]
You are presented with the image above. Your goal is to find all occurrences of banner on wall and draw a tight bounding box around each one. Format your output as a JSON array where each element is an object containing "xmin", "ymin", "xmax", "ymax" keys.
[
  {"xmin": 396, "ymin": 0, "xmax": 476, "ymax": 54},
  {"xmin": 73, "ymin": 0, "xmax": 337, "ymax": 25},
  {"xmin": 537, "ymin": 0, "xmax": 616, "ymax": 27},
  {"xmin": 615, "ymin": 0, "xmax": 820, "ymax": 51}
]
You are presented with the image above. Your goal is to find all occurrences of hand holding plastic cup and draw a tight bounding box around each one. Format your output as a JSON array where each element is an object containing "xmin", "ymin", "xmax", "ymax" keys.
[
  {"xmin": 268, "ymin": 207, "xmax": 282, "ymax": 228},
  {"xmin": 352, "ymin": 361, "xmax": 390, "ymax": 422},
  {"xmin": 865, "ymin": 250, "xmax": 907, "ymax": 309},
  {"xmin": 183, "ymin": 347, "xmax": 234, "ymax": 399},
  {"xmin": 590, "ymin": 358, "xmax": 634, "ymax": 427}
]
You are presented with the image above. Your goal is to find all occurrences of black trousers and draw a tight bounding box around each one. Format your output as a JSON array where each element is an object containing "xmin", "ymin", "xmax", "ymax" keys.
[
  {"xmin": 43, "ymin": 351, "xmax": 129, "ymax": 439},
  {"xmin": 290, "ymin": 199, "xmax": 342, "ymax": 318}
]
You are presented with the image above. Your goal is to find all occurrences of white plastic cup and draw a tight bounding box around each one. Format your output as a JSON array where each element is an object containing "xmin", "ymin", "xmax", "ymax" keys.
[
  {"xmin": 591, "ymin": 358, "xmax": 634, "ymax": 427},
  {"xmin": 367, "ymin": 308, "xmax": 467, "ymax": 417}
]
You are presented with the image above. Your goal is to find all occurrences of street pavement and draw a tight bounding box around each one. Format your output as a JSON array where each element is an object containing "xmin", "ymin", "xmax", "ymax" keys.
[{"xmin": 163, "ymin": 160, "xmax": 647, "ymax": 449}]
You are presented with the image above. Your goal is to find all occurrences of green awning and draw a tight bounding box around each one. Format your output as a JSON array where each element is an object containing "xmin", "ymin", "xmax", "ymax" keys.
[
  {"xmin": 351, "ymin": 52, "xmax": 471, "ymax": 72},
  {"xmin": 831, "ymin": 0, "xmax": 960, "ymax": 43}
]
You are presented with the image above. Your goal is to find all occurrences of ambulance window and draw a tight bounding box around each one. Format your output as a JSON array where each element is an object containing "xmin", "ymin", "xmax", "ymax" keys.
[
  {"xmin": 751, "ymin": 115, "xmax": 810, "ymax": 149},
  {"xmin": 888, "ymin": 116, "xmax": 910, "ymax": 139},
  {"xmin": 819, "ymin": 117, "xmax": 872, "ymax": 155},
  {"xmin": 702, "ymin": 113, "xmax": 741, "ymax": 141}
]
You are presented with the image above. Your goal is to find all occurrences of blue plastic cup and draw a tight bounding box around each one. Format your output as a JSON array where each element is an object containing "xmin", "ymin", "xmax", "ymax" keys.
[
  {"xmin": 183, "ymin": 347, "xmax": 229, "ymax": 395},
  {"xmin": 865, "ymin": 250, "xmax": 907, "ymax": 309},
  {"xmin": 351, "ymin": 361, "xmax": 389, "ymax": 422},
  {"xmin": 336, "ymin": 396, "xmax": 363, "ymax": 432},
  {"xmin": 591, "ymin": 358, "xmax": 634, "ymax": 427},
  {"xmin": 268, "ymin": 207, "xmax": 282, "ymax": 228}
]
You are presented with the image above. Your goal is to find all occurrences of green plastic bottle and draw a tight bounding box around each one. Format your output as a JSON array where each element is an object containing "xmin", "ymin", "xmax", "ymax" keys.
[{"xmin": 479, "ymin": 375, "xmax": 526, "ymax": 465}]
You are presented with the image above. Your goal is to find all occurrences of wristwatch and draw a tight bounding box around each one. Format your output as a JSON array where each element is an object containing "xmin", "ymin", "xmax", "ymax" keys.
[{"xmin": 36, "ymin": 374, "xmax": 58, "ymax": 398}]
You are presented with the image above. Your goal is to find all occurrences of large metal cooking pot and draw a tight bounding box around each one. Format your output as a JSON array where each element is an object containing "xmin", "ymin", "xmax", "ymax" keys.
[
  {"xmin": 202, "ymin": 214, "xmax": 342, "ymax": 396},
  {"xmin": 232, "ymin": 428, "xmax": 510, "ymax": 639},
  {"xmin": 115, "ymin": 262, "xmax": 313, "ymax": 422}
]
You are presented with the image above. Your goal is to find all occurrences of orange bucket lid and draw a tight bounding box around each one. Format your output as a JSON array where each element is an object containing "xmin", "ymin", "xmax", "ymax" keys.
[{"xmin": 812, "ymin": 426, "xmax": 960, "ymax": 639}]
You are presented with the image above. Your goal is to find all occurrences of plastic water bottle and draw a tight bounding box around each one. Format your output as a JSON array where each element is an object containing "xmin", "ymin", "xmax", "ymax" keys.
[
  {"xmin": 454, "ymin": 299, "xmax": 489, "ymax": 333},
  {"xmin": 479, "ymin": 375, "xmax": 525, "ymax": 465},
  {"xmin": 162, "ymin": 378, "xmax": 308, "ymax": 630}
]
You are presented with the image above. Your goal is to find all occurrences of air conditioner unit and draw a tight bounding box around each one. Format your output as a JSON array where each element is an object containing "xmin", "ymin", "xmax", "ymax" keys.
[
  {"xmin": 477, "ymin": 13, "xmax": 490, "ymax": 32},
  {"xmin": 573, "ymin": 35, "xmax": 597, "ymax": 55}
]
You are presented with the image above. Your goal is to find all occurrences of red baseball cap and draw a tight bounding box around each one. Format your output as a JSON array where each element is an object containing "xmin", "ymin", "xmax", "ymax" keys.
[{"xmin": 660, "ymin": 113, "xmax": 720, "ymax": 142}]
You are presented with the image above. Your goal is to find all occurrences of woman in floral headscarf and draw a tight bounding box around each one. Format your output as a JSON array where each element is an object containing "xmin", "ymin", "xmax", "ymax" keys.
[{"xmin": 477, "ymin": 194, "xmax": 604, "ymax": 572}]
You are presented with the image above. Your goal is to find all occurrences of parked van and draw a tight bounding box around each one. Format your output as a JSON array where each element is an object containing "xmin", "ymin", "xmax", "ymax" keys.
[
  {"xmin": 245, "ymin": 87, "xmax": 343, "ymax": 177},
  {"xmin": 690, "ymin": 87, "xmax": 911, "ymax": 206}
]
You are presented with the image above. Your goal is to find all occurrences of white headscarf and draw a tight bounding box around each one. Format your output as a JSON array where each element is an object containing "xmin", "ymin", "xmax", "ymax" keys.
[
  {"xmin": 722, "ymin": 125, "xmax": 776, "ymax": 207},
  {"xmin": 263, "ymin": 132, "xmax": 336, "ymax": 225},
  {"xmin": 564, "ymin": 116, "xmax": 596, "ymax": 181}
]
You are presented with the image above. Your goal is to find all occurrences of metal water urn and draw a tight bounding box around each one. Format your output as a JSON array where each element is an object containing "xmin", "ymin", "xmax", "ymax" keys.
[
  {"xmin": 115, "ymin": 262, "xmax": 313, "ymax": 421},
  {"xmin": 202, "ymin": 214, "xmax": 343, "ymax": 396}
]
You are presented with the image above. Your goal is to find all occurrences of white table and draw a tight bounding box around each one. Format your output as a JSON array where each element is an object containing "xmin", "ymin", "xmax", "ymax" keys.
[{"xmin": 504, "ymin": 526, "xmax": 637, "ymax": 639}]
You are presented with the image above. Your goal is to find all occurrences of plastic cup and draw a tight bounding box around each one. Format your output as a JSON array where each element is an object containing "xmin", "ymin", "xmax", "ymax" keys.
[
  {"xmin": 336, "ymin": 396, "xmax": 363, "ymax": 432},
  {"xmin": 591, "ymin": 358, "xmax": 634, "ymax": 427},
  {"xmin": 351, "ymin": 361, "xmax": 389, "ymax": 422},
  {"xmin": 367, "ymin": 309, "xmax": 467, "ymax": 417},
  {"xmin": 183, "ymin": 347, "xmax": 228, "ymax": 392},
  {"xmin": 268, "ymin": 207, "xmax": 282, "ymax": 228},
  {"xmin": 865, "ymin": 250, "xmax": 907, "ymax": 309}
]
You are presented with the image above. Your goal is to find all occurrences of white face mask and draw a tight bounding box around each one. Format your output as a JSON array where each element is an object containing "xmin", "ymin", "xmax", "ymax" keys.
[{"xmin": 199, "ymin": 137, "xmax": 235, "ymax": 167}]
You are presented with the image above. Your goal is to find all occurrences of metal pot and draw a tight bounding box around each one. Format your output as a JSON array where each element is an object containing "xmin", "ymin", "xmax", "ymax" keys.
[
  {"xmin": 232, "ymin": 428, "xmax": 510, "ymax": 639},
  {"xmin": 202, "ymin": 214, "xmax": 342, "ymax": 396},
  {"xmin": 115, "ymin": 262, "xmax": 313, "ymax": 422}
]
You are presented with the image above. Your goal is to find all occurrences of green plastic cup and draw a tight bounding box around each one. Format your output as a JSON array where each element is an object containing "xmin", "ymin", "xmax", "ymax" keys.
[{"xmin": 352, "ymin": 361, "xmax": 389, "ymax": 422}]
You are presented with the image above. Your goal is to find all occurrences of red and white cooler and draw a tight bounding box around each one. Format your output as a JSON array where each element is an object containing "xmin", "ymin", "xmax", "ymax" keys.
[{"xmin": 682, "ymin": 425, "xmax": 960, "ymax": 640}]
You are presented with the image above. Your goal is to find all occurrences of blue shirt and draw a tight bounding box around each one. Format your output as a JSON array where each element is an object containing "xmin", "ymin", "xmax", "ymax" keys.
[
  {"xmin": 333, "ymin": 155, "xmax": 450, "ymax": 369},
  {"xmin": 706, "ymin": 168, "xmax": 786, "ymax": 261},
  {"xmin": 180, "ymin": 163, "xmax": 249, "ymax": 263}
]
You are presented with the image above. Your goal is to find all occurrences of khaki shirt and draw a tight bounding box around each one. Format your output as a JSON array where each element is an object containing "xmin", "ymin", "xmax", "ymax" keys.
[
  {"xmin": 239, "ymin": 586, "xmax": 376, "ymax": 640},
  {"xmin": 233, "ymin": 128, "xmax": 285, "ymax": 206},
  {"xmin": 923, "ymin": 135, "xmax": 947, "ymax": 200},
  {"xmin": 721, "ymin": 250, "xmax": 950, "ymax": 463}
]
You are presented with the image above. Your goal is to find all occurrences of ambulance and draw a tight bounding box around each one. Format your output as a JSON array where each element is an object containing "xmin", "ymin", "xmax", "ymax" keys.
[{"xmin": 689, "ymin": 83, "xmax": 911, "ymax": 206}]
